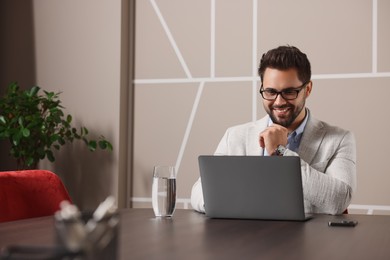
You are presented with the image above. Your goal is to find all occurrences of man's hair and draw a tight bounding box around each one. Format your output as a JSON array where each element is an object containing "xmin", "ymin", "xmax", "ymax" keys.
[{"xmin": 258, "ymin": 45, "xmax": 311, "ymax": 84}]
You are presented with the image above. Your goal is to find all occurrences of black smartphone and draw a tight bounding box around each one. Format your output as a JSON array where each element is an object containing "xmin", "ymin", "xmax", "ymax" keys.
[{"xmin": 328, "ymin": 220, "xmax": 358, "ymax": 227}]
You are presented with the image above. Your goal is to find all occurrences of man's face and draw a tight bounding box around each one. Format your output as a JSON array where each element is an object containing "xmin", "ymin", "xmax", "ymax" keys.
[{"xmin": 261, "ymin": 68, "xmax": 311, "ymax": 130}]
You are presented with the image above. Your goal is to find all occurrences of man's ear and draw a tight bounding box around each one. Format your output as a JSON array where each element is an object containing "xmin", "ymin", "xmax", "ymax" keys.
[{"xmin": 305, "ymin": 81, "xmax": 313, "ymax": 98}]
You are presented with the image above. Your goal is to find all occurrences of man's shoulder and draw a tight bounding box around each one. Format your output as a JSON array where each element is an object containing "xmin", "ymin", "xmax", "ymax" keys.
[{"xmin": 309, "ymin": 116, "xmax": 353, "ymax": 137}]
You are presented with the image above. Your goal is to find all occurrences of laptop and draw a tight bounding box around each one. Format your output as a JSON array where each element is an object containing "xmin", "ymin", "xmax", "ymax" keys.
[{"xmin": 198, "ymin": 155, "xmax": 312, "ymax": 221}]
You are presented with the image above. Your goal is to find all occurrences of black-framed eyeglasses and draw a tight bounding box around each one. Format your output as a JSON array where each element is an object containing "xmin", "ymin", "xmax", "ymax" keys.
[{"xmin": 259, "ymin": 82, "xmax": 309, "ymax": 101}]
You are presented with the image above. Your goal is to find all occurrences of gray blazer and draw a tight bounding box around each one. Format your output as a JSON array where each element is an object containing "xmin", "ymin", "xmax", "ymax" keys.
[{"xmin": 191, "ymin": 112, "xmax": 357, "ymax": 215}]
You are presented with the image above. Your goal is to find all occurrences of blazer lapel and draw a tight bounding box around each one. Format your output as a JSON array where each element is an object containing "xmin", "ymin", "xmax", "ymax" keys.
[{"xmin": 298, "ymin": 115, "xmax": 325, "ymax": 164}]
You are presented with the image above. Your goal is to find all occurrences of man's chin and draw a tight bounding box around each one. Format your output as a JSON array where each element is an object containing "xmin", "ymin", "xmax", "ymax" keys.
[
  {"xmin": 274, "ymin": 121, "xmax": 290, "ymax": 128},
  {"xmin": 271, "ymin": 116, "xmax": 292, "ymax": 128}
]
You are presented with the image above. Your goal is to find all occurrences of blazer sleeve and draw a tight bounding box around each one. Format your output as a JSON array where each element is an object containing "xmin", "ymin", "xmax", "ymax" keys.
[
  {"xmin": 287, "ymin": 130, "xmax": 357, "ymax": 215},
  {"xmin": 190, "ymin": 178, "xmax": 205, "ymax": 213}
]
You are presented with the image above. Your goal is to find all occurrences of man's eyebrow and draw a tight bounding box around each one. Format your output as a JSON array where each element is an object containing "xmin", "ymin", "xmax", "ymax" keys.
[
  {"xmin": 263, "ymin": 86, "xmax": 297, "ymax": 91},
  {"xmin": 282, "ymin": 87, "xmax": 298, "ymax": 91}
]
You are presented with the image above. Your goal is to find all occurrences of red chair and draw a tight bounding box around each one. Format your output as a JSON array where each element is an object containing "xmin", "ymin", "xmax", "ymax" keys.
[{"xmin": 0, "ymin": 170, "xmax": 72, "ymax": 222}]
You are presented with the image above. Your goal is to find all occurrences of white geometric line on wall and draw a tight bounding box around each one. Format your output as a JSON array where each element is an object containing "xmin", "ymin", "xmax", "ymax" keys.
[
  {"xmin": 372, "ymin": 0, "xmax": 378, "ymax": 73},
  {"xmin": 134, "ymin": 72, "xmax": 390, "ymax": 85},
  {"xmin": 150, "ymin": 0, "xmax": 192, "ymax": 78},
  {"xmin": 134, "ymin": 76, "xmax": 255, "ymax": 84},
  {"xmin": 175, "ymin": 81, "xmax": 205, "ymax": 176},
  {"xmin": 312, "ymin": 72, "xmax": 390, "ymax": 79},
  {"xmin": 348, "ymin": 204, "xmax": 390, "ymax": 215}
]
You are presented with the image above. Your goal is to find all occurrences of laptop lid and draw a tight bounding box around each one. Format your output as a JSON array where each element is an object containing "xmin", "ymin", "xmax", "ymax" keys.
[{"xmin": 199, "ymin": 155, "xmax": 311, "ymax": 221}]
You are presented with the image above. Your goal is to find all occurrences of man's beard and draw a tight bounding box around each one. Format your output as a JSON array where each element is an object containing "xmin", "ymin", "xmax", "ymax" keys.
[{"xmin": 267, "ymin": 101, "xmax": 305, "ymax": 128}]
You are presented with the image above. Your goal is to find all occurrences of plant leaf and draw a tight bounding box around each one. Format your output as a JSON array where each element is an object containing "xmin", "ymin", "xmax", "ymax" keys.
[
  {"xmin": 50, "ymin": 134, "xmax": 60, "ymax": 143},
  {"xmin": 107, "ymin": 142, "xmax": 113, "ymax": 151},
  {"xmin": 98, "ymin": 140, "xmax": 107, "ymax": 149},
  {"xmin": 46, "ymin": 91, "xmax": 55, "ymax": 100},
  {"xmin": 37, "ymin": 148, "xmax": 46, "ymax": 159},
  {"xmin": 88, "ymin": 140, "xmax": 97, "ymax": 151},
  {"xmin": 46, "ymin": 150, "xmax": 55, "ymax": 162},
  {"xmin": 0, "ymin": 115, "xmax": 6, "ymax": 124},
  {"xmin": 8, "ymin": 82, "xmax": 19, "ymax": 92},
  {"xmin": 26, "ymin": 157, "xmax": 34, "ymax": 167},
  {"xmin": 18, "ymin": 116, "xmax": 24, "ymax": 127},
  {"xmin": 29, "ymin": 86, "xmax": 40, "ymax": 97},
  {"xmin": 22, "ymin": 128, "xmax": 30, "ymax": 137},
  {"xmin": 12, "ymin": 132, "xmax": 22, "ymax": 146}
]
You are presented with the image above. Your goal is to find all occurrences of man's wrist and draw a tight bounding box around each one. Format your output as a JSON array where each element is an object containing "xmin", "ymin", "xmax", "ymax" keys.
[{"xmin": 273, "ymin": 145, "xmax": 286, "ymax": 156}]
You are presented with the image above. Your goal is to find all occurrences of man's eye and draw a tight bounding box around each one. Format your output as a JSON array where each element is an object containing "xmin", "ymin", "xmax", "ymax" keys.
[
  {"xmin": 283, "ymin": 90, "xmax": 296, "ymax": 95},
  {"xmin": 265, "ymin": 89, "xmax": 277, "ymax": 95}
]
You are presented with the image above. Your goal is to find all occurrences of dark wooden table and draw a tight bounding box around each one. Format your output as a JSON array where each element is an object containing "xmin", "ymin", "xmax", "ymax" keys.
[{"xmin": 1, "ymin": 209, "xmax": 390, "ymax": 259}]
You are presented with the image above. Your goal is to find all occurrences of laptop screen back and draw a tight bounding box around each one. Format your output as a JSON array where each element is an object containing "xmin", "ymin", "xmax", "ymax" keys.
[{"xmin": 199, "ymin": 155, "xmax": 309, "ymax": 221}]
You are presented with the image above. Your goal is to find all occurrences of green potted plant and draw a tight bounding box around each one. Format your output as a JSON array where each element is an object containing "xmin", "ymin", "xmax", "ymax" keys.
[{"xmin": 0, "ymin": 82, "xmax": 113, "ymax": 169}]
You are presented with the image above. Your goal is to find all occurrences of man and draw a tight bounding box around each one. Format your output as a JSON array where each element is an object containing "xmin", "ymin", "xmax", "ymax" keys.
[{"xmin": 191, "ymin": 45, "xmax": 356, "ymax": 215}]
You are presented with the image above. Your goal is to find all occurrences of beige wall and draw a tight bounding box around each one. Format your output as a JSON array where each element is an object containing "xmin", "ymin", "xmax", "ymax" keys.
[
  {"xmin": 133, "ymin": 0, "xmax": 390, "ymax": 215},
  {"xmin": 32, "ymin": 0, "xmax": 131, "ymax": 210}
]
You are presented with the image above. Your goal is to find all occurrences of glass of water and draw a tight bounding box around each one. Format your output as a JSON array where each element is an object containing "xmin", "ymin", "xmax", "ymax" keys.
[{"xmin": 152, "ymin": 166, "xmax": 176, "ymax": 217}]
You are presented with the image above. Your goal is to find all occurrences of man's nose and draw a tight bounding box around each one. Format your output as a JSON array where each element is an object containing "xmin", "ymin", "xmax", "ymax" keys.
[{"xmin": 274, "ymin": 93, "xmax": 288, "ymax": 105}]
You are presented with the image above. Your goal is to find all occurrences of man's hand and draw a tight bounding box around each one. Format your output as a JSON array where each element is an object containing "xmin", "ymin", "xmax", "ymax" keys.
[{"xmin": 259, "ymin": 125, "xmax": 288, "ymax": 155}]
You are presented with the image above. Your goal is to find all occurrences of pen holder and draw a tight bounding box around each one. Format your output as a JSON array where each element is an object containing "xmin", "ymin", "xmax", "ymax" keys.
[{"xmin": 55, "ymin": 211, "xmax": 119, "ymax": 260}]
